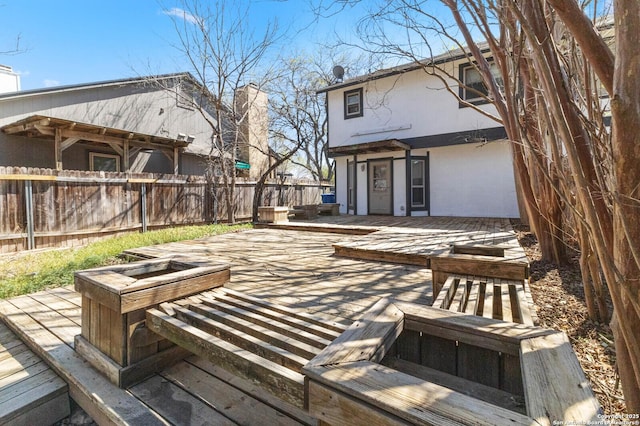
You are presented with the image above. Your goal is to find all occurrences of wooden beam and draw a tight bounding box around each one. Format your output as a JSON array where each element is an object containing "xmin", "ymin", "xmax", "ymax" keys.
[
  {"xmin": 107, "ymin": 142, "xmax": 124, "ymax": 157},
  {"xmin": 60, "ymin": 137, "xmax": 80, "ymax": 151},
  {"xmin": 173, "ymin": 147, "xmax": 179, "ymax": 175},
  {"xmin": 34, "ymin": 124, "xmax": 55, "ymax": 136},
  {"xmin": 55, "ymin": 128, "xmax": 63, "ymax": 171},
  {"xmin": 123, "ymin": 140, "xmax": 130, "ymax": 172}
]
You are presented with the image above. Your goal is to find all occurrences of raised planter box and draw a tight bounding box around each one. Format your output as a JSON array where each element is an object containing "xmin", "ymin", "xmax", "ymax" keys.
[
  {"xmin": 303, "ymin": 299, "xmax": 601, "ymax": 425},
  {"xmin": 258, "ymin": 206, "xmax": 289, "ymax": 223},
  {"xmin": 74, "ymin": 256, "xmax": 230, "ymax": 387}
]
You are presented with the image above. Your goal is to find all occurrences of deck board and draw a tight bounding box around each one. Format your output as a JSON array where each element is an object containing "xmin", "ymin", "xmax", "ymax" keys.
[{"xmin": 0, "ymin": 321, "xmax": 70, "ymax": 425}]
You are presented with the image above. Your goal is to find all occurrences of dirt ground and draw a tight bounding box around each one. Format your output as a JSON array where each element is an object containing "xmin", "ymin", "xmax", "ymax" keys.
[{"xmin": 514, "ymin": 225, "xmax": 626, "ymax": 415}]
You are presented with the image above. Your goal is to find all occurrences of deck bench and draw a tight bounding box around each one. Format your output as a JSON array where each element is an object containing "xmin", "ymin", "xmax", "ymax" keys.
[
  {"xmin": 146, "ymin": 287, "xmax": 348, "ymax": 409},
  {"xmin": 432, "ymin": 274, "xmax": 535, "ymax": 325},
  {"xmin": 304, "ymin": 299, "xmax": 602, "ymax": 425},
  {"xmin": 317, "ymin": 203, "xmax": 340, "ymax": 216},
  {"xmin": 289, "ymin": 204, "xmax": 318, "ymax": 220}
]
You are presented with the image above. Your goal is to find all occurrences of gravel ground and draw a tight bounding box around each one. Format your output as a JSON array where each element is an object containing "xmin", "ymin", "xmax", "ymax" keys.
[{"xmin": 514, "ymin": 224, "xmax": 626, "ymax": 415}]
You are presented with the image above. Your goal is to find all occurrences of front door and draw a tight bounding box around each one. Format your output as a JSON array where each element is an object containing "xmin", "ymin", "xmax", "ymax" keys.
[{"xmin": 368, "ymin": 159, "xmax": 393, "ymax": 215}]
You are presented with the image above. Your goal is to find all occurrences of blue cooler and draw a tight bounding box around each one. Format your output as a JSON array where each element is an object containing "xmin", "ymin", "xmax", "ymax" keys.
[{"xmin": 321, "ymin": 193, "xmax": 335, "ymax": 203}]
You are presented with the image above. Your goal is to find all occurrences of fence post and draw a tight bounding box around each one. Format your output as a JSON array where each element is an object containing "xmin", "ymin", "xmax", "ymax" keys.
[
  {"xmin": 24, "ymin": 179, "xmax": 35, "ymax": 250},
  {"xmin": 141, "ymin": 183, "xmax": 147, "ymax": 233}
]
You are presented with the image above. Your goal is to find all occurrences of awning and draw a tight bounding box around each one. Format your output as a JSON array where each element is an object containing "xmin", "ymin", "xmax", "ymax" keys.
[
  {"xmin": 328, "ymin": 139, "xmax": 410, "ymax": 157},
  {"xmin": 235, "ymin": 160, "xmax": 250, "ymax": 170},
  {"xmin": 1, "ymin": 115, "xmax": 190, "ymax": 149}
]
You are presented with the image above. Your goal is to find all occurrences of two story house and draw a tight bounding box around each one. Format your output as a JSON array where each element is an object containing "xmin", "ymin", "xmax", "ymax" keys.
[
  {"xmin": 0, "ymin": 70, "xmax": 270, "ymax": 178},
  {"xmin": 319, "ymin": 53, "xmax": 519, "ymax": 218}
]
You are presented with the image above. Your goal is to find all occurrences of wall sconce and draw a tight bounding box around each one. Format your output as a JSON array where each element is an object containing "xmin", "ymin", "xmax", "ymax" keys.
[
  {"xmin": 177, "ymin": 133, "xmax": 186, "ymax": 141},
  {"xmin": 360, "ymin": 164, "xmax": 366, "ymax": 172},
  {"xmin": 186, "ymin": 135, "xmax": 195, "ymax": 143}
]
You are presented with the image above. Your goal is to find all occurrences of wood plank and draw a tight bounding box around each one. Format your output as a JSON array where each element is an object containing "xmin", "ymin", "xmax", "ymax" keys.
[
  {"xmin": 219, "ymin": 288, "xmax": 349, "ymax": 332},
  {"xmin": 464, "ymin": 277, "xmax": 481, "ymax": 315},
  {"xmin": 195, "ymin": 296, "xmax": 332, "ymax": 349},
  {"xmin": 520, "ymin": 332, "xmax": 601, "ymax": 423},
  {"xmin": 307, "ymin": 298, "xmax": 404, "ymax": 367},
  {"xmin": 382, "ymin": 357, "xmax": 525, "ymax": 414},
  {"xmin": 396, "ymin": 302, "xmax": 553, "ymax": 356},
  {"xmin": 514, "ymin": 282, "xmax": 534, "ymax": 326},
  {"xmin": 307, "ymin": 380, "xmax": 410, "ymax": 426},
  {"xmin": 2, "ymin": 391, "xmax": 69, "ymax": 426},
  {"xmin": 188, "ymin": 357, "xmax": 317, "ymax": 426},
  {"xmin": 173, "ymin": 305, "xmax": 309, "ymax": 372},
  {"xmin": 305, "ymin": 361, "xmax": 534, "ymax": 425},
  {"xmin": 161, "ymin": 361, "xmax": 303, "ymax": 426},
  {"xmin": 129, "ymin": 374, "xmax": 237, "ymax": 426},
  {"xmin": 206, "ymin": 290, "xmax": 342, "ymax": 341},
  {"xmin": 189, "ymin": 302, "xmax": 321, "ymax": 359},
  {"xmin": 419, "ymin": 334, "xmax": 457, "ymax": 375},
  {"xmin": 146, "ymin": 308, "xmax": 305, "ymax": 408},
  {"xmin": 457, "ymin": 343, "xmax": 500, "ymax": 389}
]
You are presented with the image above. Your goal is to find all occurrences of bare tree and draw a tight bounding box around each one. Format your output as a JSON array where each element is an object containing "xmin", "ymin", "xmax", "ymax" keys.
[{"xmin": 163, "ymin": 0, "xmax": 281, "ymax": 223}]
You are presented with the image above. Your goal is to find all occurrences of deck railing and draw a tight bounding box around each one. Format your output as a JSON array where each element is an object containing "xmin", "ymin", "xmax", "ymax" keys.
[{"xmin": 0, "ymin": 166, "xmax": 330, "ymax": 253}]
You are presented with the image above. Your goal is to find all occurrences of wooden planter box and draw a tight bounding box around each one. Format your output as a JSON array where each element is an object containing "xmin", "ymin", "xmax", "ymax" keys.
[
  {"xmin": 303, "ymin": 299, "xmax": 601, "ymax": 425},
  {"xmin": 258, "ymin": 206, "xmax": 289, "ymax": 223},
  {"xmin": 74, "ymin": 256, "xmax": 230, "ymax": 387}
]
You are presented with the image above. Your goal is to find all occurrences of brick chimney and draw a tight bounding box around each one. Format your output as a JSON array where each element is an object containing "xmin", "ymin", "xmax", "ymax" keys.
[{"xmin": 235, "ymin": 83, "xmax": 269, "ymax": 180}]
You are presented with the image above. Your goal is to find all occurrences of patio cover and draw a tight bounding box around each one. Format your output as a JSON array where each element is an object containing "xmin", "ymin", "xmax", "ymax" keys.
[
  {"xmin": 327, "ymin": 138, "xmax": 410, "ymax": 157},
  {"xmin": 1, "ymin": 115, "xmax": 191, "ymax": 174}
]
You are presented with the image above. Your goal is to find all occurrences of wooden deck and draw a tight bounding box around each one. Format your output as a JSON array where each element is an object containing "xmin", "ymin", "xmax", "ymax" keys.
[
  {"xmin": 0, "ymin": 217, "xmax": 532, "ymax": 424},
  {"xmin": 261, "ymin": 216, "xmax": 525, "ymax": 268},
  {"xmin": 0, "ymin": 320, "xmax": 69, "ymax": 425}
]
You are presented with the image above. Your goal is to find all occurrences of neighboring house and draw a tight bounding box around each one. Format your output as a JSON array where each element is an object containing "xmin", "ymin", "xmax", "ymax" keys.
[
  {"xmin": 0, "ymin": 69, "xmax": 270, "ymax": 178},
  {"xmin": 319, "ymin": 53, "xmax": 520, "ymax": 218}
]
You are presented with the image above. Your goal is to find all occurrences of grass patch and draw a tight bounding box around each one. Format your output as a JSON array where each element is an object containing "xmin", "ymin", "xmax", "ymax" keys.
[{"xmin": 0, "ymin": 223, "xmax": 251, "ymax": 299}]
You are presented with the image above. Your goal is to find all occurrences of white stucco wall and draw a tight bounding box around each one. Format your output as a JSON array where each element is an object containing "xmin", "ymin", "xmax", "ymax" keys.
[
  {"xmin": 326, "ymin": 61, "xmax": 500, "ymax": 148},
  {"xmin": 429, "ymin": 141, "xmax": 518, "ymax": 218},
  {"xmin": 393, "ymin": 158, "xmax": 406, "ymax": 216}
]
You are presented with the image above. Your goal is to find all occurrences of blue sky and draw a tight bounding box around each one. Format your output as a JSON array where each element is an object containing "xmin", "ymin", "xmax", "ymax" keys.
[{"xmin": 1, "ymin": 0, "xmax": 364, "ymax": 91}]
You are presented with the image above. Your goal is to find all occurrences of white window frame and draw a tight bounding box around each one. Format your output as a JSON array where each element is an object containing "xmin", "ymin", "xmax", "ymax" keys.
[
  {"xmin": 410, "ymin": 158, "xmax": 426, "ymax": 209},
  {"xmin": 89, "ymin": 152, "xmax": 120, "ymax": 172},
  {"xmin": 344, "ymin": 88, "xmax": 363, "ymax": 119}
]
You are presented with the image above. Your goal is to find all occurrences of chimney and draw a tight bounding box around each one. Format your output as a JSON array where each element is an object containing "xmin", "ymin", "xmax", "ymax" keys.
[
  {"xmin": 235, "ymin": 83, "xmax": 269, "ymax": 180},
  {"xmin": 0, "ymin": 65, "xmax": 20, "ymax": 94}
]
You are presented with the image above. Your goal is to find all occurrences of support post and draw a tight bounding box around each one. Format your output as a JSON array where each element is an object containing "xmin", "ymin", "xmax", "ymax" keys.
[
  {"xmin": 55, "ymin": 128, "xmax": 63, "ymax": 171},
  {"xmin": 141, "ymin": 183, "xmax": 147, "ymax": 233},
  {"xmin": 24, "ymin": 179, "xmax": 35, "ymax": 250}
]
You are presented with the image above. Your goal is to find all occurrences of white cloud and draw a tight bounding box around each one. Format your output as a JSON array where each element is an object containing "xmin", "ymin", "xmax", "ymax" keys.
[
  {"xmin": 43, "ymin": 79, "xmax": 60, "ymax": 87},
  {"xmin": 163, "ymin": 7, "xmax": 200, "ymax": 25}
]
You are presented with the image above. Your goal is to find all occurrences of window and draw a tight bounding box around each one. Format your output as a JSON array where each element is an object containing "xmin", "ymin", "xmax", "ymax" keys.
[
  {"xmin": 90, "ymin": 152, "xmax": 120, "ymax": 172},
  {"xmin": 459, "ymin": 62, "xmax": 503, "ymax": 105},
  {"xmin": 344, "ymin": 88, "xmax": 363, "ymax": 119},
  {"xmin": 347, "ymin": 160, "xmax": 355, "ymax": 210},
  {"xmin": 411, "ymin": 159, "xmax": 426, "ymax": 208}
]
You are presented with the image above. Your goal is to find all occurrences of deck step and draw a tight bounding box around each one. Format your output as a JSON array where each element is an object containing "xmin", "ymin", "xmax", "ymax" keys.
[
  {"xmin": 0, "ymin": 321, "xmax": 70, "ymax": 426},
  {"xmin": 146, "ymin": 288, "xmax": 345, "ymax": 409}
]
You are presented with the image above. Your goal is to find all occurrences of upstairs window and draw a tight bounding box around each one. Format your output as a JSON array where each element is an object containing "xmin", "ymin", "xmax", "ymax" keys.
[
  {"xmin": 344, "ymin": 88, "xmax": 363, "ymax": 119},
  {"xmin": 459, "ymin": 62, "xmax": 503, "ymax": 106}
]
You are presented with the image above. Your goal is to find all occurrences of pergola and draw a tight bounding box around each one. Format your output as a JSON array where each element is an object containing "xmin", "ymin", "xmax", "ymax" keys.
[{"xmin": 1, "ymin": 115, "xmax": 191, "ymax": 174}]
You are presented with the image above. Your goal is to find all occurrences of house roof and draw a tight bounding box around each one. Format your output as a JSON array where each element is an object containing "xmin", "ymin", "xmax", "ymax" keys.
[
  {"xmin": 0, "ymin": 72, "xmax": 198, "ymax": 101},
  {"xmin": 318, "ymin": 45, "xmax": 489, "ymax": 94},
  {"xmin": 1, "ymin": 115, "xmax": 190, "ymax": 149}
]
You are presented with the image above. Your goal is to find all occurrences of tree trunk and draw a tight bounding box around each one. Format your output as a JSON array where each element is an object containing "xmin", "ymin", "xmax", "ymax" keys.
[{"xmin": 610, "ymin": 0, "xmax": 640, "ymax": 411}]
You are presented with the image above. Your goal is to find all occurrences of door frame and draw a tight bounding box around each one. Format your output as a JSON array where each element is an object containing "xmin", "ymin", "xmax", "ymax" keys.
[{"xmin": 367, "ymin": 157, "xmax": 394, "ymax": 215}]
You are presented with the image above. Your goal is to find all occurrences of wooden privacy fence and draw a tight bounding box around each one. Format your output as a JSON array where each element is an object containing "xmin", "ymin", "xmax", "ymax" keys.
[{"xmin": 0, "ymin": 167, "xmax": 331, "ymax": 254}]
